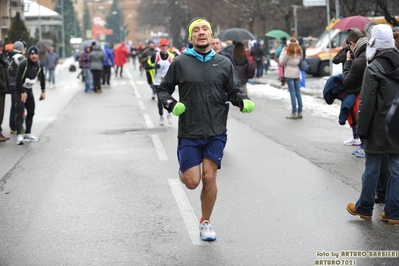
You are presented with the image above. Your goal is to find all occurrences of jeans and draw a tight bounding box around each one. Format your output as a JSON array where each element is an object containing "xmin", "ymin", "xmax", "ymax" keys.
[
  {"xmin": 256, "ymin": 61, "xmax": 263, "ymax": 78},
  {"xmin": 83, "ymin": 68, "xmax": 93, "ymax": 92},
  {"xmin": 47, "ymin": 69, "xmax": 55, "ymax": 84},
  {"xmin": 286, "ymin": 78, "xmax": 303, "ymax": 113},
  {"xmin": 356, "ymin": 154, "xmax": 399, "ymax": 218},
  {"xmin": 384, "ymin": 155, "xmax": 399, "ymax": 219}
]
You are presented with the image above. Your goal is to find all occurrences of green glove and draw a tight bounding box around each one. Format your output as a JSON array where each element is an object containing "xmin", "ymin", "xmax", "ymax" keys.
[
  {"xmin": 242, "ymin": 99, "xmax": 255, "ymax": 113},
  {"xmin": 172, "ymin": 102, "xmax": 186, "ymax": 116}
]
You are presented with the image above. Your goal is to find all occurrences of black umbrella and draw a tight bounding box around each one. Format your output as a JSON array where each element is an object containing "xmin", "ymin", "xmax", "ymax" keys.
[
  {"xmin": 79, "ymin": 40, "xmax": 100, "ymax": 51},
  {"xmin": 218, "ymin": 28, "xmax": 256, "ymax": 42}
]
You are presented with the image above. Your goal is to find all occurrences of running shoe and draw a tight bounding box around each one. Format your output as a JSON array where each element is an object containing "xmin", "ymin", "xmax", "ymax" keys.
[
  {"xmin": 199, "ymin": 220, "xmax": 216, "ymax": 241},
  {"xmin": 17, "ymin": 134, "xmax": 24, "ymax": 145},
  {"xmin": 10, "ymin": 129, "xmax": 17, "ymax": 134},
  {"xmin": 159, "ymin": 116, "xmax": 165, "ymax": 126},
  {"xmin": 343, "ymin": 138, "xmax": 361, "ymax": 146},
  {"xmin": 355, "ymin": 149, "xmax": 365, "ymax": 158},
  {"xmin": 23, "ymin": 134, "xmax": 39, "ymax": 142},
  {"xmin": 167, "ymin": 113, "xmax": 172, "ymax": 124}
]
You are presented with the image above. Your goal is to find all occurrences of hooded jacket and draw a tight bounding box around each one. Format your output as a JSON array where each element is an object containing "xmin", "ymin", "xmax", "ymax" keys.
[
  {"xmin": 114, "ymin": 44, "xmax": 129, "ymax": 67},
  {"xmin": 157, "ymin": 47, "xmax": 249, "ymax": 138},
  {"xmin": 358, "ymin": 48, "xmax": 399, "ymax": 154},
  {"xmin": 80, "ymin": 46, "xmax": 91, "ymax": 68}
]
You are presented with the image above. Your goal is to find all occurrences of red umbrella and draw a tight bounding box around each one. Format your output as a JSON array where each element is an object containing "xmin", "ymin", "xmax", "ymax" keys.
[{"xmin": 332, "ymin": 15, "xmax": 373, "ymax": 31}]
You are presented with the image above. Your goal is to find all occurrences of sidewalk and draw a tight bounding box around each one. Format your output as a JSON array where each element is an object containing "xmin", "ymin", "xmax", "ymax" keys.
[{"xmin": 248, "ymin": 62, "xmax": 327, "ymax": 98}]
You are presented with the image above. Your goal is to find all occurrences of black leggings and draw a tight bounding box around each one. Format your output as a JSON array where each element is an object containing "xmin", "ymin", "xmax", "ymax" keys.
[
  {"xmin": 102, "ymin": 66, "xmax": 111, "ymax": 85},
  {"xmin": 15, "ymin": 90, "xmax": 35, "ymax": 134},
  {"xmin": 115, "ymin": 66, "xmax": 123, "ymax": 76},
  {"xmin": 91, "ymin": 70, "xmax": 102, "ymax": 91},
  {"xmin": 154, "ymin": 85, "xmax": 170, "ymax": 116}
]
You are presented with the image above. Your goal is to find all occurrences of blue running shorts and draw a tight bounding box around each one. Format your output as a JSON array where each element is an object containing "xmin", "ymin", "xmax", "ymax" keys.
[{"xmin": 177, "ymin": 134, "xmax": 227, "ymax": 173}]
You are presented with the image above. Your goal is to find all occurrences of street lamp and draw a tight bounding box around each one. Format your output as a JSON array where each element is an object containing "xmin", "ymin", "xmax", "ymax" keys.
[
  {"xmin": 61, "ymin": 0, "xmax": 65, "ymax": 58},
  {"xmin": 292, "ymin": 5, "xmax": 305, "ymax": 38}
]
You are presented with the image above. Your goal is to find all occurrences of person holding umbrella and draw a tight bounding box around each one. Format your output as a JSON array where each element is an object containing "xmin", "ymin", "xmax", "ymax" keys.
[{"xmin": 250, "ymin": 42, "xmax": 265, "ymax": 78}]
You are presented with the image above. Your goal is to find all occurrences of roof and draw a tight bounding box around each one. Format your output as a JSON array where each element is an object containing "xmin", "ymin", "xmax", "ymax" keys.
[{"xmin": 24, "ymin": 0, "xmax": 61, "ymax": 18}]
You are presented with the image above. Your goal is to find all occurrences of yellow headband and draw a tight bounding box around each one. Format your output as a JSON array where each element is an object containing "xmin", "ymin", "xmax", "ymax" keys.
[{"xmin": 188, "ymin": 19, "xmax": 213, "ymax": 40}]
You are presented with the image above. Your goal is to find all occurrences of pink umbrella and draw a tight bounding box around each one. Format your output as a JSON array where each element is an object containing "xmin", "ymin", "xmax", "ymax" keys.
[{"xmin": 332, "ymin": 15, "xmax": 373, "ymax": 31}]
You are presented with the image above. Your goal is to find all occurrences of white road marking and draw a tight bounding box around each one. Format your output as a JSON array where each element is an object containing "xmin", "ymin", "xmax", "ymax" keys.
[
  {"xmin": 168, "ymin": 179, "xmax": 208, "ymax": 246},
  {"xmin": 126, "ymin": 67, "xmax": 141, "ymax": 98},
  {"xmin": 138, "ymin": 100, "xmax": 145, "ymax": 110},
  {"xmin": 143, "ymin": 114, "xmax": 154, "ymax": 128},
  {"xmin": 151, "ymin": 134, "xmax": 168, "ymax": 161}
]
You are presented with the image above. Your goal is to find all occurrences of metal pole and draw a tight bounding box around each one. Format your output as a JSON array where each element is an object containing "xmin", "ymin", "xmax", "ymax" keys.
[
  {"xmin": 335, "ymin": 0, "xmax": 340, "ymax": 19},
  {"xmin": 326, "ymin": 0, "xmax": 332, "ymax": 75},
  {"xmin": 38, "ymin": 0, "xmax": 42, "ymax": 40},
  {"xmin": 61, "ymin": 0, "xmax": 65, "ymax": 58},
  {"xmin": 294, "ymin": 6, "xmax": 298, "ymax": 38}
]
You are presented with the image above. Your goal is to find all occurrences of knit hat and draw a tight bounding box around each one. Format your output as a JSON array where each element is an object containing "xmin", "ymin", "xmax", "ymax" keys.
[
  {"xmin": 366, "ymin": 24, "xmax": 395, "ymax": 61},
  {"xmin": 27, "ymin": 45, "xmax": 40, "ymax": 55},
  {"xmin": 13, "ymin": 41, "xmax": 24, "ymax": 51}
]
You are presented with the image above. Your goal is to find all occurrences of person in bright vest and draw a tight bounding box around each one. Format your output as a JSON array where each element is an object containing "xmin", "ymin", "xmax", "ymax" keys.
[{"xmin": 147, "ymin": 38, "xmax": 175, "ymax": 125}]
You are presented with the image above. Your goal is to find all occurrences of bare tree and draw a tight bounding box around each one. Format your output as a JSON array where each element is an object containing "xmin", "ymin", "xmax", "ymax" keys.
[{"xmin": 370, "ymin": 0, "xmax": 399, "ymax": 26}]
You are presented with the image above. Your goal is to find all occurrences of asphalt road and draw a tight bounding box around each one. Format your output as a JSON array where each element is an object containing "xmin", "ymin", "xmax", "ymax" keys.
[{"xmin": 0, "ymin": 59, "xmax": 398, "ymax": 266}]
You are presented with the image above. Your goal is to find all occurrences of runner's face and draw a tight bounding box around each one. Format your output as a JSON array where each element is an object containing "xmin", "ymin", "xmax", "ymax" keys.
[
  {"xmin": 211, "ymin": 38, "xmax": 221, "ymax": 53},
  {"xmin": 191, "ymin": 23, "xmax": 212, "ymax": 50},
  {"xmin": 160, "ymin": 45, "xmax": 168, "ymax": 53},
  {"xmin": 29, "ymin": 53, "xmax": 39, "ymax": 62}
]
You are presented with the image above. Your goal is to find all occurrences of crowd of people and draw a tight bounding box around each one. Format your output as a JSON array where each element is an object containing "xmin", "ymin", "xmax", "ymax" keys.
[
  {"xmin": 2, "ymin": 17, "xmax": 398, "ymax": 241},
  {"xmin": 0, "ymin": 40, "xmax": 49, "ymax": 145}
]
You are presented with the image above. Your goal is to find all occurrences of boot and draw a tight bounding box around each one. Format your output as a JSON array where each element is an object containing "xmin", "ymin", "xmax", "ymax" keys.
[{"xmin": 286, "ymin": 113, "xmax": 298, "ymax": 119}]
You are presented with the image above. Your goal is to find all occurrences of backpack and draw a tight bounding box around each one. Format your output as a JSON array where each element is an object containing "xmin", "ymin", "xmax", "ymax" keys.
[
  {"xmin": 6, "ymin": 53, "xmax": 24, "ymax": 78},
  {"xmin": 247, "ymin": 60, "xmax": 256, "ymax": 79}
]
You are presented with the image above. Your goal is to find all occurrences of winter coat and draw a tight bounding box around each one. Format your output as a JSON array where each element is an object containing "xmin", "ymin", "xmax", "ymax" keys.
[
  {"xmin": 250, "ymin": 46, "xmax": 265, "ymax": 63},
  {"xmin": 103, "ymin": 46, "xmax": 114, "ymax": 67},
  {"xmin": 157, "ymin": 47, "xmax": 250, "ymax": 138},
  {"xmin": 358, "ymin": 49, "xmax": 399, "ymax": 154},
  {"xmin": 44, "ymin": 52, "xmax": 59, "ymax": 70},
  {"xmin": 233, "ymin": 56, "xmax": 249, "ymax": 85},
  {"xmin": 114, "ymin": 44, "xmax": 129, "ymax": 67},
  {"xmin": 279, "ymin": 49, "xmax": 301, "ymax": 79},
  {"xmin": 80, "ymin": 47, "xmax": 91, "ymax": 69},
  {"xmin": 343, "ymin": 38, "xmax": 367, "ymax": 95},
  {"xmin": 6, "ymin": 50, "xmax": 25, "ymax": 86},
  {"xmin": 89, "ymin": 47, "xmax": 104, "ymax": 71},
  {"xmin": 0, "ymin": 55, "xmax": 10, "ymax": 95}
]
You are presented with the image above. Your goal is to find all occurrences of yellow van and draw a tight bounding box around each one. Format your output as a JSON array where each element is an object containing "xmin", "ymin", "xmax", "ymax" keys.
[{"xmin": 305, "ymin": 28, "xmax": 348, "ymax": 76}]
